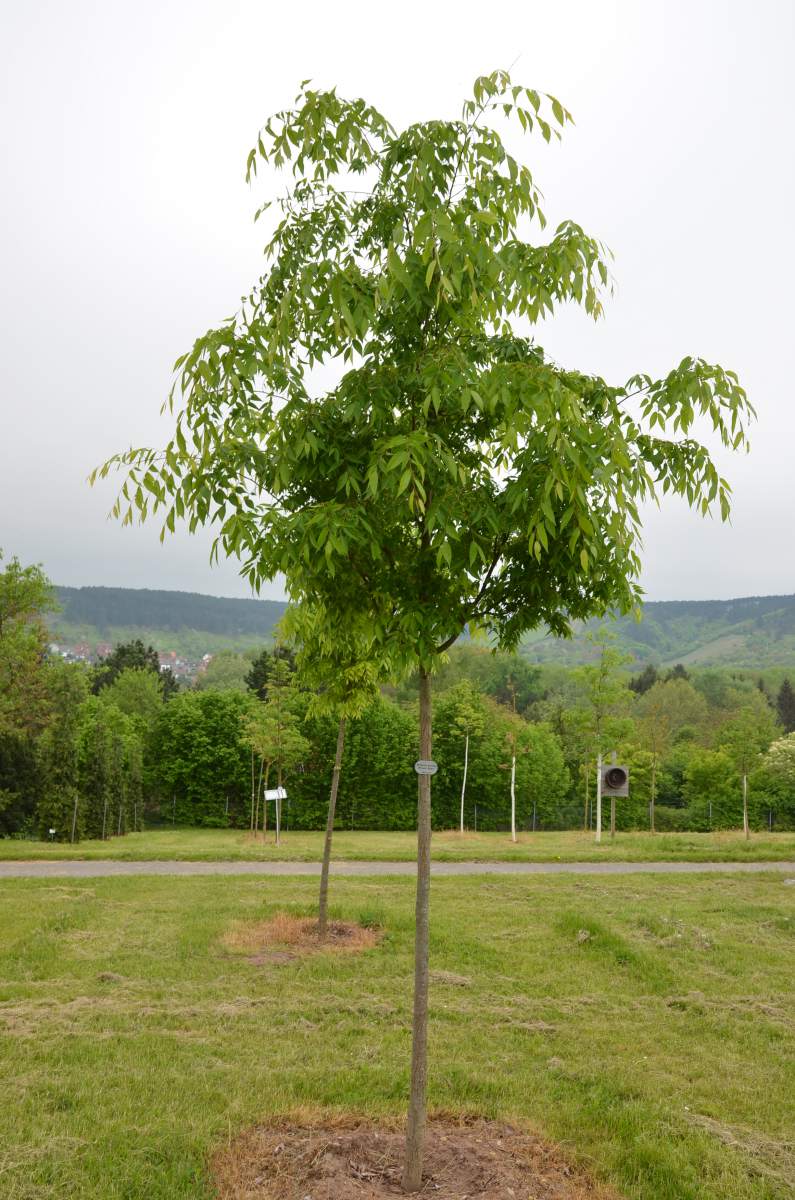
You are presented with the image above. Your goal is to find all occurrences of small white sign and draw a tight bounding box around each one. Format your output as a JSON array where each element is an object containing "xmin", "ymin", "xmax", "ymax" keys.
[
  {"xmin": 414, "ymin": 760, "xmax": 438, "ymax": 776},
  {"xmin": 263, "ymin": 787, "xmax": 287, "ymax": 801}
]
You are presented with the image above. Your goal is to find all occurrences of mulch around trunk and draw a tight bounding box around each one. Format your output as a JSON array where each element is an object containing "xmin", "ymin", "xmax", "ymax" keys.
[
  {"xmin": 221, "ymin": 913, "xmax": 381, "ymax": 965},
  {"xmin": 211, "ymin": 1115, "xmax": 622, "ymax": 1199}
]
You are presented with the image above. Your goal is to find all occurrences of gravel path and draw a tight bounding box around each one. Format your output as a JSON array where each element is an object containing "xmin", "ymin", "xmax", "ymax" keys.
[{"xmin": 1, "ymin": 859, "xmax": 794, "ymax": 878}]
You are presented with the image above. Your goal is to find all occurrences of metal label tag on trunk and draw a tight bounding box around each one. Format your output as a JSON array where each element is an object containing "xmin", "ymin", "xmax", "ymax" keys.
[{"xmin": 414, "ymin": 760, "xmax": 438, "ymax": 775}]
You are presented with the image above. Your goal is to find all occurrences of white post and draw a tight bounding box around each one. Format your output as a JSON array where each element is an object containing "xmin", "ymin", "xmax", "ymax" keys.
[
  {"xmin": 460, "ymin": 732, "xmax": 469, "ymax": 833},
  {"xmin": 510, "ymin": 752, "xmax": 517, "ymax": 843},
  {"xmin": 595, "ymin": 752, "xmax": 602, "ymax": 844}
]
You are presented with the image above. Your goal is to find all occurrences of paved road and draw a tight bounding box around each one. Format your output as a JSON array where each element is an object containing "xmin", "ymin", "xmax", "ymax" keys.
[{"xmin": 1, "ymin": 859, "xmax": 794, "ymax": 879}]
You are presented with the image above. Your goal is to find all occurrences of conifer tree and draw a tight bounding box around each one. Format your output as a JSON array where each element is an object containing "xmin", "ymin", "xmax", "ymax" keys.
[{"xmin": 776, "ymin": 678, "xmax": 795, "ymax": 734}]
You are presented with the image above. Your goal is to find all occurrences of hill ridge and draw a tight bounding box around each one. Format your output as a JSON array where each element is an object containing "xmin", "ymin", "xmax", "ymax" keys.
[{"xmin": 48, "ymin": 584, "xmax": 795, "ymax": 669}]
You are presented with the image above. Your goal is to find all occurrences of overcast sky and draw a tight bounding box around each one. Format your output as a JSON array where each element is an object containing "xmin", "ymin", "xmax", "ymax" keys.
[{"xmin": 1, "ymin": 0, "xmax": 793, "ymax": 603}]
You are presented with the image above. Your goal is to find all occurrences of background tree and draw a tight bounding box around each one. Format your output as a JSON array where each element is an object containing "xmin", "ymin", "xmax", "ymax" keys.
[
  {"xmin": 93, "ymin": 638, "xmax": 178, "ymax": 698},
  {"xmin": 572, "ymin": 633, "xmax": 634, "ymax": 837},
  {"xmin": 256, "ymin": 657, "xmax": 309, "ymax": 844},
  {"xmin": 240, "ymin": 703, "xmax": 281, "ymax": 835},
  {"xmin": 245, "ymin": 643, "xmax": 297, "ymax": 700},
  {"xmin": 500, "ymin": 707, "xmax": 532, "ymax": 842},
  {"xmin": 636, "ymin": 678, "xmax": 708, "ymax": 831},
  {"xmin": 629, "ymin": 663, "xmax": 659, "ymax": 695},
  {"xmin": 284, "ymin": 603, "xmax": 380, "ymax": 936},
  {"xmin": 36, "ymin": 663, "xmax": 89, "ymax": 841},
  {"xmin": 100, "ymin": 666, "xmax": 165, "ymax": 730},
  {"xmin": 0, "ymin": 551, "xmax": 56, "ymax": 736},
  {"xmin": 96, "ymin": 71, "xmax": 753, "ymax": 1190},
  {"xmin": 682, "ymin": 748, "xmax": 739, "ymax": 830},
  {"xmin": 776, "ymin": 678, "xmax": 795, "ymax": 734},
  {"xmin": 152, "ymin": 690, "xmax": 253, "ymax": 825},
  {"xmin": 763, "ymin": 732, "xmax": 795, "ymax": 791},
  {"xmin": 194, "ymin": 651, "xmax": 253, "ymax": 692},
  {"xmin": 434, "ymin": 680, "xmax": 487, "ymax": 832},
  {"xmin": 717, "ymin": 693, "xmax": 779, "ymax": 838}
]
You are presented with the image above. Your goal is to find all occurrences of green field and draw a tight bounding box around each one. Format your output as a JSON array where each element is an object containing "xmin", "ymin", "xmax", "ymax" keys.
[
  {"xmin": 3, "ymin": 827, "xmax": 795, "ymax": 863},
  {"xmin": 1, "ymin": 871, "xmax": 793, "ymax": 1198}
]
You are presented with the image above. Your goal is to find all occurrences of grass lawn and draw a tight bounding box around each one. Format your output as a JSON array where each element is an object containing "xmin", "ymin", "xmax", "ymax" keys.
[
  {"xmin": 2, "ymin": 827, "xmax": 795, "ymax": 862},
  {"xmin": 1, "ymin": 872, "xmax": 793, "ymax": 1198}
]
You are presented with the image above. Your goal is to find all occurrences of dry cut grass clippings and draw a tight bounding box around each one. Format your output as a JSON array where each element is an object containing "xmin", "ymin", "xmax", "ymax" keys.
[
  {"xmin": 221, "ymin": 913, "xmax": 381, "ymax": 965},
  {"xmin": 684, "ymin": 1112, "xmax": 795, "ymax": 1190}
]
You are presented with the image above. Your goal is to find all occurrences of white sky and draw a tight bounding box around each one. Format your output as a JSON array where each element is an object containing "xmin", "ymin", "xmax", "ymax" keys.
[{"xmin": 1, "ymin": 0, "xmax": 793, "ymax": 602}]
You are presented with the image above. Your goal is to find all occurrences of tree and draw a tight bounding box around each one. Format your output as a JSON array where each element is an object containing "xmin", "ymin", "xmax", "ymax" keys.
[
  {"xmin": 433, "ymin": 681, "xmax": 487, "ymax": 832},
  {"xmin": 500, "ymin": 708, "xmax": 532, "ymax": 841},
  {"xmin": 269, "ymin": 658, "xmax": 309, "ymax": 844},
  {"xmin": 36, "ymin": 663, "xmax": 89, "ymax": 840},
  {"xmin": 0, "ymin": 551, "xmax": 56, "ymax": 736},
  {"xmin": 629, "ymin": 663, "xmax": 658, "ymax": 695},
  {"xmin": 682, "ymin": 748, "xmax": 739, "ymax": 830},
  {"xmin": 244, "ymin": 657, "xmax": 309, "ymax": 844},
  {"xmin": 194, "ymin": 650, "xmax": 252, "ymax": 693},
  {"xmin": 100, "ymin": 666, "xmax": 164, "ymax": 732},
  {"xmin": 95, "ymin": 72, "xmax": 752, "ymax": 1190},
  {"xmin": 0, "ymin": 730, "xmax": 40, "ymax": 836},
  {"xmin": 240, "ymin": 703, "xmax": 282, "ymax": 834},
  {"xmin": 153, "ymin": 691, "xmax": 254, "ymax": 825},
  {"xmin": 717, "ymin": 694, "xmax": 779, "ymax": 838},
  {"xmin": 78, "ymin": 697, "xmax": 143, "ymax": 838},
  {"xmin": 572, "ymin": 633, "xmax": 634, "ymax": 839},
  {"xmin": 284, "ymin": 603, "xmax": 380, "ymax": 936},
  {"xmin": 245, "ymin": 643, "xmax": 297, "ymax": 700},
  {"xmin": 93, "ymin": 639, "xmax": 178, "ymax": 698},
  {"xmin": 636, "ymin": 679, "xmax": 708, "ymax": 832},
  {"xmin": 776, "ymin": 678, "xmax": 795, "ymax": 734},
  {"xmin": 764, "ymin": 733, "xmax": 795, "ymax": 790}
]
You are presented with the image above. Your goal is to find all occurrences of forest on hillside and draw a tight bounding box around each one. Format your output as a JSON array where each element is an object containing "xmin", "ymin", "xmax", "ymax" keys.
[
  {"xmin": 45, "ymin": 585, "xmax": 795, "ymax": 670},
  {"xmin": 54, "ymin": 586, "xmax": 287, "ymax": 639}
]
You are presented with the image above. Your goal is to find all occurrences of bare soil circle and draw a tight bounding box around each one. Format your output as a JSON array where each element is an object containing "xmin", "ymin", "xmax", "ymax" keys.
[{"xmin": 211, "ymin": 1115, "xmax": 620, "ymax": 1199}]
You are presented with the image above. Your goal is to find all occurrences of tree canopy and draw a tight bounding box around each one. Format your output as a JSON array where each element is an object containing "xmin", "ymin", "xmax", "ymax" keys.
[{"xmin": 95, "ymin": 69, "xmax": 753, "ymax": 676}]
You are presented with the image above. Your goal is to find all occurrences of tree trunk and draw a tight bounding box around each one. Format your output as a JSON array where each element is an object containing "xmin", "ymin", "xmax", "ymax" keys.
[
  {"xmin": 459, "ymin": 732, "xmax": 469, "ymax": 833},
  {"xmin": 610, "ymin": 795, "xmax": 616, "ymax": 839},
  {"xmin": 254, "ymin": 756, "xmax": 264, "ymax": 838},
  {"xmin": 650, "ymin": 758, "xmax": 656, "ymax": 834},
  {"xmin": 595, "ymin": 753, "xmax": 603, "ymax": 844},
  {"xmin": 583, "ymin": 764, "xmax": 589, "ymax": 831},
  {"xmin": 403, "ymin": 666, "xmax": 432, "ymax": 1193},
  {"xmin": 743, "ymin": 772, "xmax": 749, "ymax": 841},
  {"xmin": 275, "ymin": 765, "xmax": 282, "ymax": 846},
  {"xmin": 70, "ymin": 792, "xmax": 79, "ymax": 844},
  {"xmin": 101, "ymin": 797, "xmax": 108, "ymax": 841},
  {"xmin": 250, "ymin": 749, "xmax": 256, "ymax": 832},
  {"xmin": 261, "ymin": 763, "xmax": 271, "ymax": 837},
  {"xmin": 510, "ymin": 752, "xmax": 517, "ymax": 842},
  {"xmin": 318, "ymin": 717, "xmax": 346, "ymax": 939}
]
